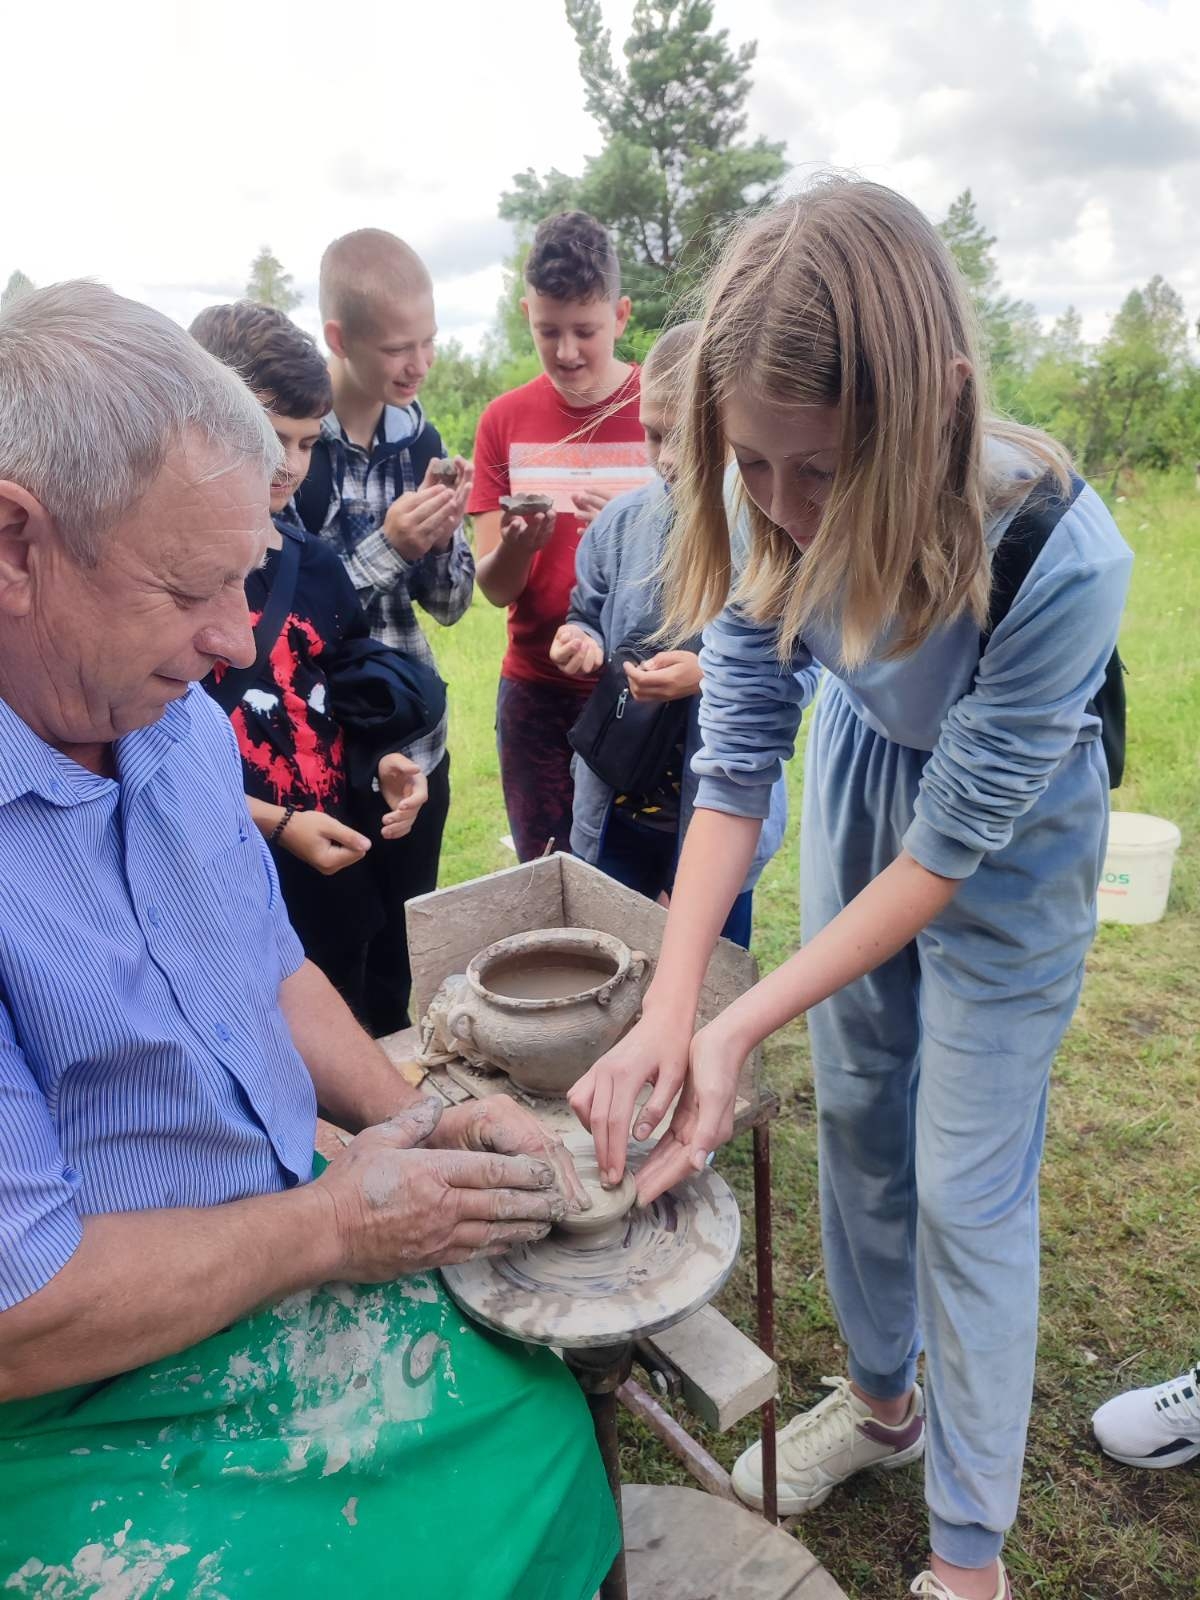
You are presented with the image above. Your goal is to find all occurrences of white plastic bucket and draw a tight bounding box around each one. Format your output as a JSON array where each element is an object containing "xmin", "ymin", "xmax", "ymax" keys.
[{"xmin": 1097, "ymin": 811, "xmax": 1182, "ymax": 924}]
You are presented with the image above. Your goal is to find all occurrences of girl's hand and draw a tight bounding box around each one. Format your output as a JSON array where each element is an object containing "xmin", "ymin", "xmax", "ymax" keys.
[
  {"xmin": 631, "ymin": 1019, "xmax": 745, "ymax": 1205},
  {"xmin": 624, "ymin": 651, "xmax": 703, "ymax": 703},
  {"xmin": 281, "ymin": 809, "xmax": 371, "ymax": 875},
  {"xmin": 377, "ymin": 754, "xmax": 428, "ymax": 840},
  {"xmin": 571, "ymin": 488, "xmax": 617, "ymax": 529},
  {"xmin": 567, "ymin": 1014, "xmax": 692, "ymax": 1189},
  {"xmin": 551, "ymin": 624, "xmax": 604, "ymax": 677}
]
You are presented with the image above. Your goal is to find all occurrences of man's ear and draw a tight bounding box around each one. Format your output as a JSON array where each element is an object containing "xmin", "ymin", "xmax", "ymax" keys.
[
  {"xmin": 519, "ymin": 297, "xmax": 531, "ymax": 325},
  {"xmin": 324, "ymin": 319, "xmax": 347, "ymax": 361},
  {"xmin": 614, "ymin": 295, "xmax": 633, "ymax": 341},
  {"xmin": 0, "ymin": 482, "xmax": 41, "ymax": 617}
]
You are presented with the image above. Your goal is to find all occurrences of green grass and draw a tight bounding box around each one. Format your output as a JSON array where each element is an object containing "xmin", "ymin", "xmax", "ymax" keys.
[{"xmin": 426, "ymin": 472, "xmax": 1200, "ymax": 1598}]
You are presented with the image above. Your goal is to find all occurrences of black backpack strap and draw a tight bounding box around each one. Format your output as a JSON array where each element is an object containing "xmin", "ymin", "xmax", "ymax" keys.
[
  {"xmin": 294, "ymin": 433, "xmax": 346, "ymax": 538},
  {"xmin": 983, "ymin": 473, "xmax": 1085, "ymax": 641},
  {"xmin": 210, "ymin": 527, "xmax": 303, "ymax": 715},
  {"xmin": 983, "ymin": 471, "xmax": 1126, "ymax": 787}
]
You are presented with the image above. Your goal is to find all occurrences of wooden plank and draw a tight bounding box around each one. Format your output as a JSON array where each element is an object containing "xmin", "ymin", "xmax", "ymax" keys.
[
  {"xmin": 405, "ymin": 854, "xmax": 565, "ymax": 1024},
  {"xmin": 622, "ymin": 1484, "xmax": 848, "ymax": 1598},
  {"xmin": 644, "ymin": 1303, "xmax": 777, "ymax": 1432}
]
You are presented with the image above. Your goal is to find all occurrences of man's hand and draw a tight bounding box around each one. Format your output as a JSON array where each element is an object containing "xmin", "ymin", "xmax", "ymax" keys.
[
  {"xmin": 428, "ymin": 1100, "xmax": 589, "ymax": 1213},
  {"xmin": 381, "ymin": 475, "xmax": 467, "ymax": 562},
  {"xmin": 314, "ymin": 1100, "xmax": 567, "ymax": 1276},
  {"xmin": 280, "ymin": 810, "xmax": 371, "ymax": 875},
  {"xmin": 499, "ymin": 505, "xmax": 556, "ymax": 557},
  {"xmin": 377, "ymin": 753, "xmax": 428, "ymax": 841},
  {"xmin": 550, "ymin": 624, "xmax": 604, "ymax": 678},
  {"xmin": 624, "ymin": 651, "xmax": 703, "ymax": 703}
]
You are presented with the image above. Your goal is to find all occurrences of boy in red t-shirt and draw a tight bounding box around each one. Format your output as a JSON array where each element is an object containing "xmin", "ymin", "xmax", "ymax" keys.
[{"xmin": 468, "ymin": 212, "xmax": 653, "ymax": 861}]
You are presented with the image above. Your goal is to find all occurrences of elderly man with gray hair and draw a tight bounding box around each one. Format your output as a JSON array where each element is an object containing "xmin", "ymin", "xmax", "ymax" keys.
[{"xmin": 0, "ymin": 283, "xmax": 617, "ymax": 1599}]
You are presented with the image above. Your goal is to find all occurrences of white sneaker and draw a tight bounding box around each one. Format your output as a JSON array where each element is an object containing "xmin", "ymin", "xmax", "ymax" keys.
[
  {"xmin": 1092, "ymin": 1362, "xmax": 1200, "ymax": 1468},
  {"xmin": 910, "ymin": 1562, "xmax": 1011, "ymax": 1599},
  {"xmin": 731, "ymin": 1376, "xmax": 925, "ymax": 1515}
]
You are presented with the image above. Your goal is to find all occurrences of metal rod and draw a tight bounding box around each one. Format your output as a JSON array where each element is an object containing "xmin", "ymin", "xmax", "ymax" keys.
[
  {"xmin": 618, "ymin": 1378, "xmax": 737, "ymax": 1500},
  {"xmin": 753, "ymin": 1121, "xmax": 779, "ymax": 1525}
]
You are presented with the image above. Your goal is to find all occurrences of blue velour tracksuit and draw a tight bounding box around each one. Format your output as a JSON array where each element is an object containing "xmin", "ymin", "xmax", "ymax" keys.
[{"xmin": 692, "ymin": 448, "xmax": 1132, "ymax": 1567}]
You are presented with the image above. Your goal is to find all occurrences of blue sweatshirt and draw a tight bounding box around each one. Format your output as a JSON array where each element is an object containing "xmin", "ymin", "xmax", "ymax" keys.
[
  {"xmin": 566, "ymin": 481, "xmax": 807, "ymax": 891},
  {"xmin": 693, "ymin": 448, "xmax": 1133, "ymax": 880}
]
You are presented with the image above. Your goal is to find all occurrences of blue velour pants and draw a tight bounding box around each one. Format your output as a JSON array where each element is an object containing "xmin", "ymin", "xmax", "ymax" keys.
[{"xmin": 800, "ymin": 682, "xmax": 1109, "ymax": 1569}]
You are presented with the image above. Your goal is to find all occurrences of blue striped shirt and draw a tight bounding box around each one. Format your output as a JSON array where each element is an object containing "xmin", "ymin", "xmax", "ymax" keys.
[{"xmin": 0, "ymin": 685, "xmax": 316, "ymax": 1311}]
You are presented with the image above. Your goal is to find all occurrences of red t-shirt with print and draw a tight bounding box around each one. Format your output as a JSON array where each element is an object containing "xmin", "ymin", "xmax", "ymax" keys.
[{"xmin": 468, "ymin": 369, "xmax": 652, "ymax": 689}]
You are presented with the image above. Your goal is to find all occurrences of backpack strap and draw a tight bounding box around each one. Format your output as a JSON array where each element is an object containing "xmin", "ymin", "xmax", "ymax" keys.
[
  {"xmin": 983, "ymin": 473, "xmax": 1085, "ymax": 642},
  {"xmin": 210, "ymin": 525, "xmax": 303, "ymax": 715},
  {"xmin": 982, "ymin": 471, "xmax": 1126, "ymax": 787},
  {"xmin": 295, "ymin": 434, "xmax": 345, "ymax": 537}
]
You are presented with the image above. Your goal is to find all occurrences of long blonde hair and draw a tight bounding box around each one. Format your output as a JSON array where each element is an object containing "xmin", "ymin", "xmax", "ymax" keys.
[{"xmin": 663, "ymin": 178, "xmax": 1071, "ymax": 665}]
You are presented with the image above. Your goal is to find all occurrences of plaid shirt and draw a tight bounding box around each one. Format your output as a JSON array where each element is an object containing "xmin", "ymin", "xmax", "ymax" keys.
[{"xmin": 309, "ymin": 406, "xmax": 474, "ymax": 774}]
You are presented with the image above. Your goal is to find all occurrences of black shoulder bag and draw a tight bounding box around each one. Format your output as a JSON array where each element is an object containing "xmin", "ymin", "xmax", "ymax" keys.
[
  {"xmin": 209, "ymin": 527, "xmax": 302, "ymax": 716},
  {"xmin": 984, "ymin": 473, "xmax": 1127, "ymax": 787},
  {"xmin": 568, "ymin": 640, "xmax": 692, "ymax": 795}
]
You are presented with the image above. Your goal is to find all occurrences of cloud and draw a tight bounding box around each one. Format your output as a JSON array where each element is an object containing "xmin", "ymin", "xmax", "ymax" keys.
[{"xmin": 2, "ymin": 0, "xmax": 1198, "ymax": 355}]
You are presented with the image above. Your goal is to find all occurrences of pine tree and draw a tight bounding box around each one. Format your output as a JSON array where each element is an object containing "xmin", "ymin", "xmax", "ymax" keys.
[
  {"xmin": 938, "ymin": 191, "xmax": 1040, "ymax": 406},
  {"xmin": 501, "ymin": 0, "xmax": 786, "ymax": 330},
  {"xmin": 245, "ymin": 247, "xmax": 301, "ymax": 313}
]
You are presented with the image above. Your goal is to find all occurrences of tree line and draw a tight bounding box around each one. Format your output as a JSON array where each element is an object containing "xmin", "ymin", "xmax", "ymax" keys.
[{"xmin": 5, "ymin": 1, "xmax": 1195, "ymax": 489}]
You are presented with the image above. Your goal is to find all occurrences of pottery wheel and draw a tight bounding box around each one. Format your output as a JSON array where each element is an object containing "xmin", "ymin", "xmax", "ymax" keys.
[{"xmin": 441, "ymin": 1135, "xmax": 741, "ymax": 1348}]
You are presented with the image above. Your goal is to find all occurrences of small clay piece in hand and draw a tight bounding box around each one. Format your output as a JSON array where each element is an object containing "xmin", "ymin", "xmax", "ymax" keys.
[
  {"xmin": 499, "ymin": 492, "xmax": 554, "ymax": 516},
  {"xmin": 428, "ymin": 458, "xmax": 460, "ymax": 487}
]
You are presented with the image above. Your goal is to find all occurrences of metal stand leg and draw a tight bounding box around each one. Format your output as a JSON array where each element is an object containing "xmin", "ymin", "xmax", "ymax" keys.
[
  {"xmin": 565, "ymin": 1344, "xmax": 633, "ymax": 1600},
  {"xmin": 753, "ymin": 1121, "xmax": 778, "ymax": 1524}
]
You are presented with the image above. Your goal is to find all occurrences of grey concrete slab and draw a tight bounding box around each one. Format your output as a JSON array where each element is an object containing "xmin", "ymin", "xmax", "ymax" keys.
[{"xmin": 622, "ymin": 1484, "xmax": 848, "ymax": 1599}]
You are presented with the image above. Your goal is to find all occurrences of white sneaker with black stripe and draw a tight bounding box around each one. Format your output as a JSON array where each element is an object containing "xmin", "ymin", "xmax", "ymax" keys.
[{"xmin": 1092, "ymin": 1362, "xmax": 1200, "ymax": 1469}]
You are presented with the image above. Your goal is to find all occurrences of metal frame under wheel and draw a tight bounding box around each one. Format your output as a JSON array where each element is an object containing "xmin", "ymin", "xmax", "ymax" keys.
[{"xmin": 588, "ymin": 1103, "xmax": 781, "ymax": 1598}]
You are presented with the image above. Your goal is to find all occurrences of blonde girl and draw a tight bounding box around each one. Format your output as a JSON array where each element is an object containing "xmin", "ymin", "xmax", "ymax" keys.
[{"xmin": 569, "ymin": 179, "xmax": 1131, "ymax": 1600}]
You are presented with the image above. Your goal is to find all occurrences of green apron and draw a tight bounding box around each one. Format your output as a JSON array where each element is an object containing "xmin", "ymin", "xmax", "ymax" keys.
[{"xmin": 0, "ymin": 1270, "xmax": 618, "ymax": 1598}]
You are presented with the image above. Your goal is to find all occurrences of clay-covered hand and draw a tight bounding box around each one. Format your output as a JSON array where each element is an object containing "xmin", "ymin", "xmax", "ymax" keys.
[
  {"xmin": 314, "ymin": 1099, "xmax": 568, "ymax": 1276},
  {"xmin": 550, "ymin": 624, "xmax": 604, "ymax": 678},
  {"xmin": 626, "ymin": 1019, "xmax": 743, "ymax": 1206},
  {"xmin": 377, "ymin": 753, "xmax": 428, "ymax": 841},
  {"xmin": 567, "ymin": 1013, "xmax": 692, "ymax": 1191},
  {"xmin": 571, "ymin": 488, "xmax": 617, "ymax": 529},
  {"xmin": 428, "ymin": 1100, "xmax": 589, "ymax": 1213},
  {"xmin": 624, "ymin": 651, "xmax": 703, "ymax": 703},
  {"xmin": 381, "ymin": 483, "xmax": 459, "ymax": 561},
  {"xmin": 499, "ymin": 505, "xmax": 556, "ymax": 555},
  {"xmin": 279, "ymin": 809, "xmax": 371, "ymax": 875}
]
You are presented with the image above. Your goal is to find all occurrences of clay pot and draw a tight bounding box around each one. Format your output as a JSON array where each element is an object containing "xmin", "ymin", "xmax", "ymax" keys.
[{"xmin": 447, "ymin": 928, "xmax": 649, "ymax": 1096}]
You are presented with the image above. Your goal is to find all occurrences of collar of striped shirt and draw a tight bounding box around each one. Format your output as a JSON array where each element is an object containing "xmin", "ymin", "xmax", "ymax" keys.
[{"xmin": 0, "ymin": 691, "xmax": 192, "ymax": 809}]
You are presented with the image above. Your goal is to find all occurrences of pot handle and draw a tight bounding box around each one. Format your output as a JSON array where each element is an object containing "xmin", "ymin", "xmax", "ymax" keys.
[
  {"xmin": 595, "ymin": 949, "xmax": 652, "ymax": 1008},
  {"xmin": 446, "ymin": 1005, "xmax": 475, "ymax": 1048}
]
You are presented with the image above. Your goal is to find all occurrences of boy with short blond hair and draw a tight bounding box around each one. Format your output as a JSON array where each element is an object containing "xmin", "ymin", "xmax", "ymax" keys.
[
  {"xmin": 296, "ymin": 227, "xmax": 473, "ymax": 1033},
  {"xmin": 468, "ymin": 211, "xmax": 654, "ymax": 862}
]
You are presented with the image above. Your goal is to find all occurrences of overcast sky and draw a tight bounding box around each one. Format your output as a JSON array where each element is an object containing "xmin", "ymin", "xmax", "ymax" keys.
[{"xmin": 4, "ymin": 0, "xmax": 1198, "ymax": 352}]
